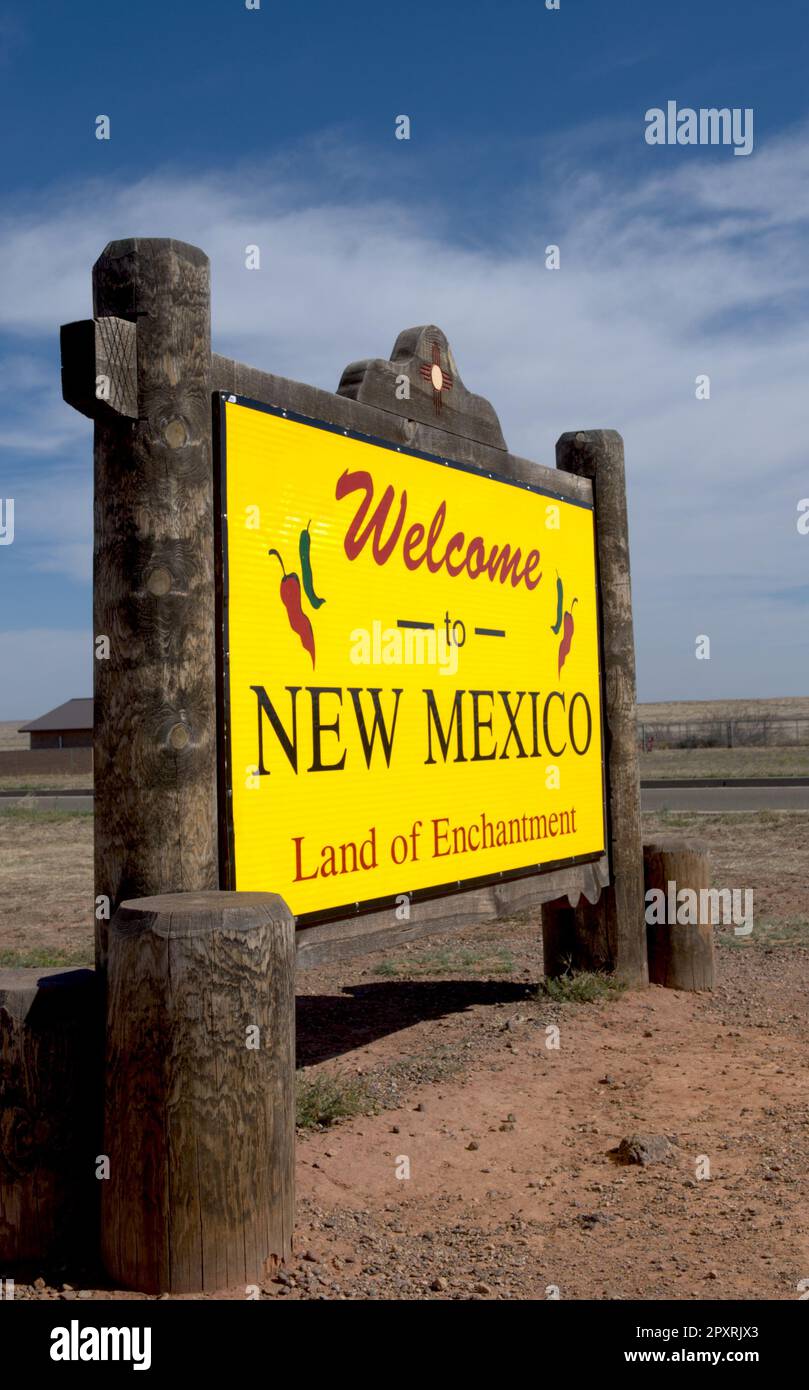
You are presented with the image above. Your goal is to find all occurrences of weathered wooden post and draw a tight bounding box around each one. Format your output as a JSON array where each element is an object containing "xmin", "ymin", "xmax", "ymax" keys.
[
  {"xmin": 60, "ymin": 243, "xmax": 297, "ymax": 1293},
  {"xmin": 101, "ymin": 891, "xmax": 295, "ymax": 1294},
  {"xmin": 0, "ymin": 968, "xmax": 100, "ymax": 1266},
  {"xmin": 643, "ymin": 840, "xmax": 715, "ymax": 990},
  {"xmin": 542, "ymin": 431, "xmax": 648, "ymax": 987},
  {"xmin": 61, "ymin": 238, "xmax": 218, "ymax": 975}
]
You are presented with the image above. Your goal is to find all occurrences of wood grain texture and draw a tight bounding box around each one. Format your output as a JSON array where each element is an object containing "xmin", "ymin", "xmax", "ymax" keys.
[
  {"xmin": 101, "ymin": 891, "xmax": 295, "ymax": 1294},
  {"xmin": 212, "ymin": 353, "xmax": 593, "ymax": 505},
  {"xmin": 92, "ymin": 240, "xmax": 218, "ymax": 974},
  {"xmin": 60, "ymin": 315, "xmax": 138, "ymax": 421},
  {"xmin": 643, "ymin": 840, "xmax": 715, "ymax": 991},
  {"xmin": 297, "ymin": 858, "xmax": 609, "ymax": 968},
  {"xmin": 337, "ymin": 325, "xmax": 507, "ymax": 449},
  {"xmin": 0, "ymin": 968, "xmax": 101, "ymax": 1266},
  {"xmin": 550, "ymin": 430, "xmax": 648, "ymax": 986}
]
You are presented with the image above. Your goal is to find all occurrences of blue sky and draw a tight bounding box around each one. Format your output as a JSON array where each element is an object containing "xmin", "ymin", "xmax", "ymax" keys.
[{"xmin": 1, "ymin": 0, "xmax": 808, "ymax": 716}]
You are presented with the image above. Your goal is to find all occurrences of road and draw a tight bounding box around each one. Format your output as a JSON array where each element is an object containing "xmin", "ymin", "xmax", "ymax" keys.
[
  {"xmin": 641, "ymin": 783, "xmax": 809, "ymax": 812},
  {"xmin": 2, "ymin": 782, "xmax": 809, "ymax": 815}
]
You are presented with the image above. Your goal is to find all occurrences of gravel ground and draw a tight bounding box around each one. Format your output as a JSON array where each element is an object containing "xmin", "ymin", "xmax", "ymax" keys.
[{"xmin": 6, "ymin": 808, "xmax": 808, "ymax": 1301}]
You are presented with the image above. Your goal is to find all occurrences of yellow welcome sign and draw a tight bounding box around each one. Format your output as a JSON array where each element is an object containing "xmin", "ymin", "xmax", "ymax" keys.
[{"xmin": 218, "ymin": 396, "xmax": 605, "ymax": 921}]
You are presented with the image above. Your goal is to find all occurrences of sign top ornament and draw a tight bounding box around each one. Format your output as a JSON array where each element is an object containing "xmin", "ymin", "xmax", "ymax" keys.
[{"xmin": 337, "ymin": 324, "xmax": 507, "ymax": 451}]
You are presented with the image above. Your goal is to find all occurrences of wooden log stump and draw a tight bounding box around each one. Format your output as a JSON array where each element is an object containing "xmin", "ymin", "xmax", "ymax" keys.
[
  {"xmin": 542, "ymin": 892, "xmax": 613, "ymax": 979},
  {"xmin": 101, "ymin": 891, "xmax": 295, "ymax": 1294},
  {"xmin": 643, "ymin": 840, "xmax": 715, "ymax": 991},
  {"xmin": 0, "ymin": 968, "xmax": 101, "ymax": 1267}
]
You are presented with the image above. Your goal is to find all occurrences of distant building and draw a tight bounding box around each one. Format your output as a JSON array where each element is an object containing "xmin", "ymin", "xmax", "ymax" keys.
[{"xmin": 19, "ymin": 698, "xmax": 93, "ymax": 750}]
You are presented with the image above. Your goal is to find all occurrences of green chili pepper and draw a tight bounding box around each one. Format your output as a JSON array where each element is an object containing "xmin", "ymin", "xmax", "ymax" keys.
[
  {"xmin": 299, "ymin": 520, "xmax": 326, "ymax": 609},
  {"xmin": 551, "ymin": 572, "xmax": 564, "ymax": 634}
]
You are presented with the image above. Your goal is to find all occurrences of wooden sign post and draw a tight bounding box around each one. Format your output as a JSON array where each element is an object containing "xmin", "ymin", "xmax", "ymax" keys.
[
  {"xmin": 63, "ymin": 237, "xmax": 646, "ymax": 977},
  {"xmin": 62, "ymin": 239, "xmax": 219, "ymax": 975},
  {"xmin": 55, "ymin": 235, "xmax": 651, "ymax": 1291},
  {"xmin": 541, "ymin": 431, "xmax": 648, "ymax": 986}
]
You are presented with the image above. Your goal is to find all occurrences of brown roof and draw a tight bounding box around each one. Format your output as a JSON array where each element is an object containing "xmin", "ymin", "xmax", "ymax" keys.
[{"xmin": 19, "ymin": 698, "xmax": 94, "ymax": 734}]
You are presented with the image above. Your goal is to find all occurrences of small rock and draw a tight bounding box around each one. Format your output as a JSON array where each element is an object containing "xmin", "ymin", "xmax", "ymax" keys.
[
  {"xmin": 474, "ymin": 1282, "xmax": 493, "ymax": 1296},
  {"xmin": 614, "ymin": 1133, "xmax": 674, "ymax": 1167},
  {"xmin": 430, "ymin": 1277, "xmax": 448, "ymax": 1291},
  {"xmin": 466, "ymin": 1141, "xmax": 480, "ymax": 1151}
]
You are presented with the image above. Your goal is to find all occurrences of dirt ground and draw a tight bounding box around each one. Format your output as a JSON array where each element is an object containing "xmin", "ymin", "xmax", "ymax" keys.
[
  {"xmin": 287, "ymin": 938, "xmax": 809, "ymax": 1302},
  {"xmin": 4, "ymin": 806, "xmax": 809, "ymax": 1302}
]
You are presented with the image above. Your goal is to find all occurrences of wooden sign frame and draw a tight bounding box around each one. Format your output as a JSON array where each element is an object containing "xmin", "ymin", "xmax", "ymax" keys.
[
  {"xmin": 215, "ymin": 392, "xmax": 609, "ymax": 928},
  {"xmin": 61, "ymin": 237, "xmax": 646, "ymax": 983}
]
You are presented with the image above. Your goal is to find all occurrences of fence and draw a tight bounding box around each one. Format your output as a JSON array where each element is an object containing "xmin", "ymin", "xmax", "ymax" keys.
[
  {"xmin": 638, "ymin": 717, "xmax": 809, "ymax": 751},
  {"xmin": 0, "ymin": 747, "xmax": 93, "ymax": 777}
]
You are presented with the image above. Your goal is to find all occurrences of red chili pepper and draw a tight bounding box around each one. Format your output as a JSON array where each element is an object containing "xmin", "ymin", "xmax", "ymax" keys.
[
  {"xmin": 268, "ymin": 549, "xmax": 316, "ymax": 667},
  {"xmin": 557, "ymin": 598, "xmax": 578, "ymax": 677}
]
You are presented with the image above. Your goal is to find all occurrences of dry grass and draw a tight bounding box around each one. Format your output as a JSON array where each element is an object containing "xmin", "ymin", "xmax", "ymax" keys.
[
  {"xmin": 642, "ymin": 808, "xmax": 809, "ymax": 948},
  {"xmin": 0, "ymin": 807, "xmax": 94, "ymax": 964},
  {"xmin": 0, "ymin": 719, "xmax": 29, "ymax": 751},
  {"xmin": 0, "ymin": 772, "xmax": 93, "ymax": 791},
  {"xmin": 638, "ymin": 696, "xmax": 809, "ymax": 723},
  {"xmin": 0, "ymin": 805, "xmax": 804, "ymax": 966},
  {"xmin": 640, "ymin": 746, "xmax": 809, "ymax": 779}
]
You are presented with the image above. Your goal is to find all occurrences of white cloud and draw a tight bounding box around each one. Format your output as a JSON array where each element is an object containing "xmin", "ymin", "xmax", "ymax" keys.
[{"xmin": 1, "ymin": 126, "xmax": 808, "ymax": 698}]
